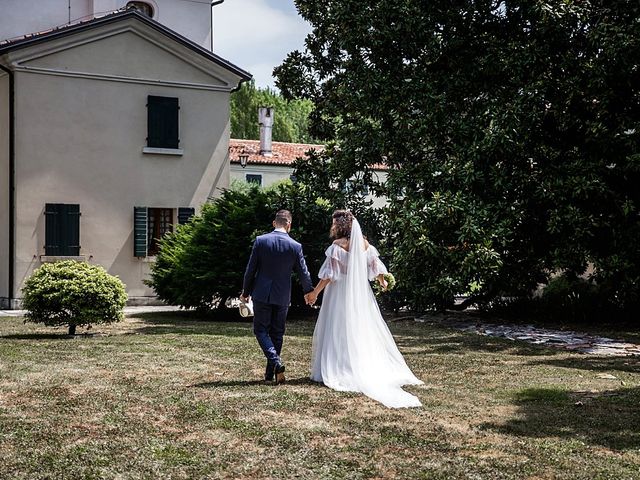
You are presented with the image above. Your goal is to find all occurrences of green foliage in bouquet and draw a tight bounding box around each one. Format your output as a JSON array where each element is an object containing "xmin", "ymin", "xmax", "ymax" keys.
[
  {"xmin": 373, "ymin": 273, "xmax": 396, "ymax": 295},
  {"xmin": 22, "ymin": 260, "xmax": 127, "ymax": 335}
]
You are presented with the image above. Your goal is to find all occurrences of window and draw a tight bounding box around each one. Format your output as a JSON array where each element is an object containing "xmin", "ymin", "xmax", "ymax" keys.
[
  {"xmin": 147, "ymin": 96, "xmax": 179, "ymax": 149},
  {"xmin": 147, "ymin": 208, "xmax": 173, "ymax": 256},
  {"xmin": 127, "ymin": 1, "xmax": 154, "ymax": 17},
  {"xmin": 44, "ymin": 204, "xmax": 80, "ymax": 256},
  {"xmin": 134, "ymin": 207, "xmax": 194, "ymax": 257},
  {"xmin": 344, "ymin": 179, "xmax": 369, "ymax": 195},
  {"xmin": 246, "ymin": 174, "xmax": 262, "ymax": 186}
]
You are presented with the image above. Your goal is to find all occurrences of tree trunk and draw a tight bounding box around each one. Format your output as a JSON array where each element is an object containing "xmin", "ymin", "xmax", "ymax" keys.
[{"xmin": 68, "ymin": 324, "xmax": 76, "ymax": 335}]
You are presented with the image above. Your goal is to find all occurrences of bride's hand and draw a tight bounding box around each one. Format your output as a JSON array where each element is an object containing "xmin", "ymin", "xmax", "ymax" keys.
[
  {"xmin": 305, "ymin": 292, "xmax": 318, "ymax": 305},
  {"xmin": 377, "ymin": 275, "xmax": 388, "ymax": 291}
]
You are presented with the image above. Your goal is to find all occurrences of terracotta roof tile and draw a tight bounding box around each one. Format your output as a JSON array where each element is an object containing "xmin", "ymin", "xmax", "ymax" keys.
[
  {"xmin": 229, "ymin": 139, "xmax": 324, "ymax": 166},
  {"xmin": 228, "ymin": 139, "xmax": 388, "ymax": 170}
]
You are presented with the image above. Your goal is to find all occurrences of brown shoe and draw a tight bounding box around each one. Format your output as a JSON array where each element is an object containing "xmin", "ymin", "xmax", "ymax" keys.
[{"xmin": 274, "ymin": 363, "xmax": 286, "ymax": 385}]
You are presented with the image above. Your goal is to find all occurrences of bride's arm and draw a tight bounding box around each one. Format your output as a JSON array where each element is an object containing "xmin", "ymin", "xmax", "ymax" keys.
[{"xmin": 307, "ymin": 279, "xmax": 330, "ymax": 305}]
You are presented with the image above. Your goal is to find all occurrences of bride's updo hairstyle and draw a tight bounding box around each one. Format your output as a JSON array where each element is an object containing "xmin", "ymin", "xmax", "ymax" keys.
[{"xmin": 330, "ymin": 210, "xmax": 354, "ymax": 239}]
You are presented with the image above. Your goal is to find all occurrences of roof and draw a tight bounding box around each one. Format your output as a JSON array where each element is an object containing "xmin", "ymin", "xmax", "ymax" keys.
[
  {"xmin": 0, "ymin": 9, "xmax": 251, "ymax": 81},
  {"xmin": 229, "ymin": 139, "xmax": 324, "ymax": 167},
  {"xmin": 229, "ymin": 139, "xmax": 389, "ymax": 171}
]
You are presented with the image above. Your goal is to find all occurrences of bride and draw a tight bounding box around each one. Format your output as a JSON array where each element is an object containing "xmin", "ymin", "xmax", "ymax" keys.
[{"xmin": 305, "ymin": 210, "xmax": 423, "ymax": 408}]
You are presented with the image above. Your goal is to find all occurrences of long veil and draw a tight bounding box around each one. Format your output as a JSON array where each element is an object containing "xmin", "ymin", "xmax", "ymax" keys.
[{"xmin": 344, "ymin": 219, "xmax": 422, "ymax": 408}]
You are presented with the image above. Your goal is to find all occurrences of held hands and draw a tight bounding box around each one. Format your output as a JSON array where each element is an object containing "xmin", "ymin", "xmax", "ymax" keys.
[
  {"xmin": 240, "ymin": 293, "xmax": 250, "ymax": 304},
  {"xmin": 304, "ymin": 291, "xmax": 318, "ymax": 306},
  {"xmin": 306, "ymin": 279, "xmax": 329, "ymax": 306}
]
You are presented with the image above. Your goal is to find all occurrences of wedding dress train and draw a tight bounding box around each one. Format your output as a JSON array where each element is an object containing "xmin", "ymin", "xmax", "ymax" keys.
[{"xmin": 310, "ymin": 219, "xmax": 422, "ymax": 408}]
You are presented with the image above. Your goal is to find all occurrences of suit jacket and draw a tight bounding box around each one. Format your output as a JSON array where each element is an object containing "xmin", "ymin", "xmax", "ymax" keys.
[{"xmin": 242, "ymin": 230, "xmax": 313, "ymax": 306}]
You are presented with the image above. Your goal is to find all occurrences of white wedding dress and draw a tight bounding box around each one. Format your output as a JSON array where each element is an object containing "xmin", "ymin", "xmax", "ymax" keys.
[{"xmin": 310, "ymin": 219, "xmax": 423, "ymax": 408}]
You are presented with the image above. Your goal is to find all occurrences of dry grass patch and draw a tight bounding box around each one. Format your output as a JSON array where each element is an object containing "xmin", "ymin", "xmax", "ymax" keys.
[{"xmin": 0, "ymin": 313, "xmax": 639, "ymax": 479}]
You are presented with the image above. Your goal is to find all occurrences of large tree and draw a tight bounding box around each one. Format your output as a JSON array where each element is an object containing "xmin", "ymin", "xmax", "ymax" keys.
[
  {"xmin": 275, "ymin": 0, "xmax": 640, "ymax": 311},
  {"xmin": 231, "ymin": 80, "xmax": 317, "ymax": 143}
]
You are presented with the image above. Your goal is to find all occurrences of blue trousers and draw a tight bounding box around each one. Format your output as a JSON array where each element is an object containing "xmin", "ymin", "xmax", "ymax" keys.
[{"xmin": 253, "ymin": 300, "xmax": 289, "ymax": 368}]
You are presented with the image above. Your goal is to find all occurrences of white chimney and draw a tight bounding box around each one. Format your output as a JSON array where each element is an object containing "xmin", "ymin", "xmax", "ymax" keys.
[{"xmin": 258, "ymin": 106, "xmax": 274, "ymax": 157}]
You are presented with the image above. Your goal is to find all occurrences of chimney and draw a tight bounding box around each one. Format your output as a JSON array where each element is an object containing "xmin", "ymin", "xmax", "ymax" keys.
[{"xmin": 258, "ymin": 106, "xmax": 274, "ymax": 157}]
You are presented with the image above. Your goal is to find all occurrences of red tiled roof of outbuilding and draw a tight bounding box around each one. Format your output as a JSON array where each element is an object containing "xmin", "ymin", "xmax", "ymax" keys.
[
  {"xmin": 229, "ymin": 139, "xmax": 324, "ymax": 167},
  {"xmin": 229, "ymin": 139, "xmax": 389, "ymax": 171}
]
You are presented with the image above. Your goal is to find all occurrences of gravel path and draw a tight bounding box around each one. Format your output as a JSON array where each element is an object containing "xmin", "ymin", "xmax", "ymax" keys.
[{"xmin": 418, "ymin": 312, "xmax": 640, "ymax": 357}]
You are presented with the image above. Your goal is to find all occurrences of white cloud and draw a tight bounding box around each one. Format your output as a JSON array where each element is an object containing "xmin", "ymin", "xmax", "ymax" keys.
[{"xmin": 213, "ymin": 0, "xmax": 311, "ymax": 89}]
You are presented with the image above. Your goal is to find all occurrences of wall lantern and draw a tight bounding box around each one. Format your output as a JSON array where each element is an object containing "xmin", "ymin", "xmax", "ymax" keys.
[{"xmin": 239, "ymin": 152, "xmax": 249, "ymax": 168}]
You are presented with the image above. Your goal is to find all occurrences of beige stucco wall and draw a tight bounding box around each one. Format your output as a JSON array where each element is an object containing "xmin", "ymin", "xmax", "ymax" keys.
[
  {"xmin": 8, "ymin": 22, "xmax": 240, "ymax": 303},
  {"xmin": 0, "ymin": 73, "xmax": 9, "ymax": 302},
  {"xmin": 0, "ymin": 0, "xmax": 90, "ymax": 42},
  {"xmin": 368, "ymin": 170, "xmax": 388, "ymax": 208},
  {"xmin": 91, "ymin": 0, "xmax": 212, "ymax": 48},
  {"xmin": 230, "ymin": 164, "xmax": 294, "ymax": 188},
  {"xmin": 26, "ymin": 31, "xmax": 219, "ymax": 85},
  {"xmin": 231, "ymin": 164, "xmax": 389, "ymax": 208}
]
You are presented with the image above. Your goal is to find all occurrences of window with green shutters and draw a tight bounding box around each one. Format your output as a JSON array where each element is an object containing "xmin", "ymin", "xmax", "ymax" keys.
[
  {"xmin": 147, "ymin": 96, "xmax": 179, "ymax": 149},
  {"xmin": 134, "ymin": 207, "xmax": 194, "ymax": 257},
  {"xmin": 44, "ymin": 203, "xmax": 81, "ymax": 256}
]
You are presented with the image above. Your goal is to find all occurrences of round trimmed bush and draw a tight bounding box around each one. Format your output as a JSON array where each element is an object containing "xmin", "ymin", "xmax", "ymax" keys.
[{"xmin": 22, "ymin": 260, "xmax": 127, "ymax": 335}]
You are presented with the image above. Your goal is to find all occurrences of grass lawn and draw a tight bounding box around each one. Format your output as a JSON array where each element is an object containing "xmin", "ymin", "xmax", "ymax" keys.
[{"xmin": 0, "ymin": 312, "xmax": 639, "ymax": 479}]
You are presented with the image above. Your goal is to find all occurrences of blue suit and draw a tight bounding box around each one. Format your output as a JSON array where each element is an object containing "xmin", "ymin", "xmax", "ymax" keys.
[{"xmin": 242, "ymin": 230, "xmax": 313, "ymax": 372}]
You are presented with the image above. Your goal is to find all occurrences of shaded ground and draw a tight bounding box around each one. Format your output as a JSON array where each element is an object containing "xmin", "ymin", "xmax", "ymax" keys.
[
  {"xmin": 0, "ymin": 312, "xmax": 638, "ymax": 479},
  {"xmin": 418, "ymin": 311, "xmax": 640, "ymax": 356}
]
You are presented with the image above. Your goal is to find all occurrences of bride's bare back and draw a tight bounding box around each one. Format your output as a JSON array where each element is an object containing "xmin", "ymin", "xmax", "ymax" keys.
[{"xmin": 333, "ymin": 238, "xmax": 369, "ymax": 252}]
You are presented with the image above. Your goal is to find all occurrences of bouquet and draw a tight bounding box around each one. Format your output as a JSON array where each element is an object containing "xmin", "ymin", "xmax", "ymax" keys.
[{"xmin": 373, "ymin": 273, "xmax": 396, "ymax": 294}]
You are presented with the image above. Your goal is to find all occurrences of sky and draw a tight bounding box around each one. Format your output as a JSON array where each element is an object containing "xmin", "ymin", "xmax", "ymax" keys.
[{"xmin": 213, "ymin": 0, "xmax": 312, "ymax": 90}]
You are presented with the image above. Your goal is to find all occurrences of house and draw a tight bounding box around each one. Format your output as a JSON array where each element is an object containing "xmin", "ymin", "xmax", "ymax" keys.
[
  {"xmin": 229, "ymin": 107, "xmax": 323, "ymax": 187},
  {"xmin": 0, "ymin": 5, "xmax": 251, "ymax": 308},
  {"xmin": 229, "ymin": 108, "xmax": 388, "ymax": 206},
  {"xmin": 229, "ymin": 139, "xmax": 324, "ymax": 187}
]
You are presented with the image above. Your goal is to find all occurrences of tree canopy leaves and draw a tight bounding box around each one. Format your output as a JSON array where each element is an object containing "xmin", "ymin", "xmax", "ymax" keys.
[
  {"xmin": 231, "ymin": 79, "xmax": 318, "ymax": 143},
  {"xmin": 276, "ymin": 0, "xmax": 640, "ymax": 311}
]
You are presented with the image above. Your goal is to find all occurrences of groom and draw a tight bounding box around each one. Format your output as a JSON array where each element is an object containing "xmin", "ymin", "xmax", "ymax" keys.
[{"xmin": 241, "ymin": 210, "xmax": 314, "ymax": 384}]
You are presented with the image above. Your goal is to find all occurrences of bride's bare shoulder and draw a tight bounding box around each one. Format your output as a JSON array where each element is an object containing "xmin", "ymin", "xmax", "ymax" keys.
[{"xmin": 332, "ymin": 238, "xmax": 349, "ymax": 251}]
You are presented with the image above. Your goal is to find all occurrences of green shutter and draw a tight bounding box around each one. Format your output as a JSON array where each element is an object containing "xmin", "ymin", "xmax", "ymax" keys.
[
  {"xmin": 177, "ymin": 207, "xmax": 195, "ymax": 225},
  {"xmin": 147, "ymin": 96, "xmax": 179, "ymax": 149},
  {"xmin": 63, "ymin": 204, "xmax": 81, "ymax": 256},
  {"xmin": 44, "ymin": 203, "xmax": 62, "ymax": 255},
  {"xmin": 134, "ymin": 206, "xmax": 148, "ymax": 257},
  {"xmin": 45, "ymin": 203, "xmax": 80, "ymax": 256}
]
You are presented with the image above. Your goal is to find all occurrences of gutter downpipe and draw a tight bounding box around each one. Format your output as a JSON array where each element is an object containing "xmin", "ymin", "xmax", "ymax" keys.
[{"xmin": 0, "ymin": 62, "xmax": 15, "ymax": 309}]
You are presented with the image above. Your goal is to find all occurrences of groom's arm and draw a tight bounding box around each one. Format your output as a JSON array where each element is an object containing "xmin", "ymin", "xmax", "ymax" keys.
[
  {"xmin": 242, "ymin": 239, "xmax": 260, "ymax": 297},
  {"xmin": 294, "ymin": 245, "xmax": 313, "ymax": 294}
]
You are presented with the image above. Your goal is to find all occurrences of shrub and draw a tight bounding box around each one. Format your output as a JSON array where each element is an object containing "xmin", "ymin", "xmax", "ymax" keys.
[
  {"xmin": 22, "ymin": 260, "xmax": 127, "ymax": 335},
  {"xmin": 538, "ymin": 273, "xmax": 608, "ymax": 323},
  {"xmin": 147, "ymin": 186, "xmax": 274, "ymax": 311},
  {"xmin": 147, "ymin": 181, "xmax": 339, "ymax": 311}
]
